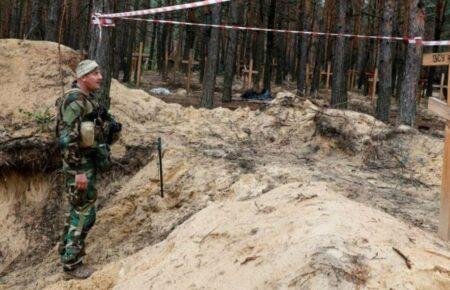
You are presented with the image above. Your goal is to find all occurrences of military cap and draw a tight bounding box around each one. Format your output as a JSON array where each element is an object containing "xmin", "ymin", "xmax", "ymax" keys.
[{"xmin": 76, "ymin": 60, "xmax": 99, "ymax": 79}]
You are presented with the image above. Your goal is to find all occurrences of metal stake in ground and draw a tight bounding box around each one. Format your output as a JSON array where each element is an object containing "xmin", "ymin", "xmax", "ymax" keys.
[
  {"xmin": 157, "ymin": 137, "xmax": 164, "ymax": 198},
  {"xmin": 425, "ymin": 51, "xmax": 450, "ymax": 240}
]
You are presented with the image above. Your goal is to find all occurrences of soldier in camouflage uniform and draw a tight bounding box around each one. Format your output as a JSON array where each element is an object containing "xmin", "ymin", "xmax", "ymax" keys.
[{"xmin": 56, "ymin": 60, "xmax": 120, "ymax": 279}]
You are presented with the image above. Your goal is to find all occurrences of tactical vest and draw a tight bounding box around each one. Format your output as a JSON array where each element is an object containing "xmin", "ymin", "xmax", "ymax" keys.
[{"xmin": 56, "ymin": 88, "xmax": 104, "ymax": 148}]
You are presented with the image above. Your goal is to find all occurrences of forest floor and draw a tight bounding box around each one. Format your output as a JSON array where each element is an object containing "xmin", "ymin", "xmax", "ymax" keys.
[{"xmin": 1, "ymin": 39, "xmax": 450, "ymax": 290}]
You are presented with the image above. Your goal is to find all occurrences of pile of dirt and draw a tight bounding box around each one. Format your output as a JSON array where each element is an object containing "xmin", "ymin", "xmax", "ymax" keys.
[
  {"xmin": 47, "ymin": 182, "xmax": 450, "ymax": 290},
  {"xmin": 0, "ymin": 39, "xmax": 449, "ymax": 289},
  {"xmin": 0, "ymin": 39, "xmax": 77, "ymax": 123}
]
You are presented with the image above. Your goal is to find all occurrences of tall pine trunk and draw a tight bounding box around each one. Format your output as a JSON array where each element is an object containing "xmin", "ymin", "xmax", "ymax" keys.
[
  {"xmin": 148, "ymin": 22, "xmax": 158, "ymax": 70},
  {"xmin": 331, "ymin": 0, "xmax": 348, "ymax": 108},
  {"xmin": 182, "ymin": 9, "xmax": 197, "ymax": 72},
  {"xmin": 199, "ymin": 8, "xmax": 212, "ymax": 83},
  {"xmin": 222, "ymin": 0, "xmax": 241, "ymax": 102},
  {"xmin": 297, "ymin": 0, "xmax": 313, "ymax": 96},
  {"xmin": 113, "ymin": 0, "xmax": 129, "ymax": 79},
  {"xmin": 252, "ymin": 2, "xmax": 265, "ymax": 89},
  {"xmin": 311, "ymin": 16, "xmax": 326, "ymax": 97},
  {"xmin": 275, "ymin": 0, "xmax": 289, "ymax": 86},
  {"xmin": 263, "ymin": 0, "xmax": 276, "ymax": 92},
  {"xmin": 200, "ymin": 5, "xmax": 221, "ymax": 108},
  {"xmin": 28, "ymin": 0, "xmax": 44, "ymax": 40},
  {"xmin": 89, "ymin": 0, "xmax": 113, "ymax": 109},
  {"xmin": 45, "ymin": 0, "xmax": 59, "ymax": 41},
  {"xmin": 124, "ymin": 0, "xmax": 139, "ymax": 82},
  {"xmin": 399, "ymin": 1, "xmax": 425, "ymax": 126},
  {"xmin": 426, "ymin": 0, "xmax": 447, "ymax": 97},
  {"xmin": 376, "ymin": 0, "xmax": 396, "ymax": 122}
]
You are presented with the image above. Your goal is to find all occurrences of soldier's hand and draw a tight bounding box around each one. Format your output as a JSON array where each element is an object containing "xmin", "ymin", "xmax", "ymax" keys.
[{"xmin": 75, "ymin": 173, "xmax": 88, "ymax": 191}]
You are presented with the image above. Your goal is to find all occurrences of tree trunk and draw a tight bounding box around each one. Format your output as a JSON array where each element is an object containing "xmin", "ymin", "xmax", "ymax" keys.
[
  {"xmin": 45, "ymin": 0, "xmax": 59, "ymax": 41},
  {"xmin": 199, "ymin": 8, "xmax": 212, "ymax": 83},
  {"xmin": 275, "ymin": 0, "xmax": 288, "ymax": 86},
  {"xmin": 113, "ymin": 0, "xmax": 129, "ymax": 79},
  {"xmin": 222, "ymin": 0, "xmax": 241, "ymax": 102},
  {"xmin": 426, "ymin": 0, "xmax": 447, "ymax": 97},
  {"xmin": 398, "ymin": 1, "xmax": 425, "ymax": 126},
  {"xmin": 81, "ymin": 0, "xmax": 92, "ymax": 57},
  {"xmin": 124, "ymin": 0, "xmax": 139, "ymax": 82},
  {"xmin": 134, "ymin": 0, "xmax": 149, "ymax": 84},
  {"xmin": 375, "ymin": 0, "xmax": 396, "ymax": 122},
  {"xmin": 28, "ymin": 0, "xmax": 44, "ymax": 40},
  {"xmin": 393, "ymin": 0, "xmax": 406, "ymax": 99},
  {"xmin": 182, "ymin": 8, "xmax": 197, "ymax": 72},
  {"xmin": 263, "ymin": 0, "xmax": 277, "ymax": 92},
  {"xmin": 331, "ymin": 0, "xmax": 348, "ymax": 108},
  {"xmin": 89, "ymin": 0, "xmax": 113, "ymax": 109},
  {"xmin": 252, "ymin": 2, "xmax": 265, "ymax": 89},
  {"xmin": 297, "ymin": 0, "xmax": 313, "ymax": 96},
  {"xmin": 311, "ymin": 16, "xmax": 326, "ymax": 97},
  {"xmin": 200, "ymin": 4, "xmax": 221, "ymax": 108},
  {"xmin": 10, "ymin": 0, "xmax": 21, "ymax": 38},
  {"xmin": 148, "ymin": 22, "xmax": 158, "ymax": 70}
]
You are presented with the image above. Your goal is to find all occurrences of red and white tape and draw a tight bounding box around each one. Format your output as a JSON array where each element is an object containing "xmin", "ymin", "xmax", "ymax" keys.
[
  {"xmin": 95, "ymin": 0, "xmax": 230, "ymax": 19},
  {"xmin": 92, "ymin": 18, "xmax": 115, "ymax": 27},
  {"xmin": 91, "ymin": 0, "xmax": 450, "ymax": 47},
  {"xmin": 113, "ymin": 17, "xmax": 450, "ymax": 47}
]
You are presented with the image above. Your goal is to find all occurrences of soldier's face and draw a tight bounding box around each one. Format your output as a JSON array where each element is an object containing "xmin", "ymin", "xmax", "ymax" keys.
[{"xmin": 80, "ymin": 70, "xmax": 103, "ymax": 92}]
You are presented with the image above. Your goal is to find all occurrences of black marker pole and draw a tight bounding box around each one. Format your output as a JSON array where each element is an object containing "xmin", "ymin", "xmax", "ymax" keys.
[{"xmin": 157, "ymin": 137, "xmax": 164, "ymax": 198}]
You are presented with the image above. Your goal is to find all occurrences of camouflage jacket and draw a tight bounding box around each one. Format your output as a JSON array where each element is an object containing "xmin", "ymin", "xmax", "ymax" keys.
[{"xmin": 56, "ymin": 85, "xmax": 110, "ymax": 169}]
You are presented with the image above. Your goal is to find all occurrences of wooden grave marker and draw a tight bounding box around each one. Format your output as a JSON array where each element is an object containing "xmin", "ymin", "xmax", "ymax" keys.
[
  {"xmin": 425, "ymin": 51, "xmax": 450, "ymax": 240},
  {"xmin": 325, "ymin": 62, "xmax": 332, "ymax": 89},
  {"xmin": 369, "ymin": 68, "xmax": 378, "ymax": 106},
  {"xmin": 181, "ymin": 49, "xmax": 199, "ymax": 95},
  {"xmin": 347, "ymin": 67, "xmax": 357, "ymax": 90},
  {"xmin": 131, "ymin": 50, "xmax": 150, "ymax": 80},
  {"xmin": 433, "ymin": 73, "xmax": 449, "ymax": 99},
  {"xmin": 242, "ymin": 59, "xmax": 258, "ymax": 89}
]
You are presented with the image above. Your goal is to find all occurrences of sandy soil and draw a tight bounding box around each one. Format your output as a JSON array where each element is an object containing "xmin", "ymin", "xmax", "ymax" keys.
[{"xmin": 0, "ymin": 39, "xmax": 449, "ymax": 289}]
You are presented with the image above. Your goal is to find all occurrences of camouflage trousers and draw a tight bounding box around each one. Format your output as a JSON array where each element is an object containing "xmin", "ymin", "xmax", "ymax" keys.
[{"xmin": 59, "ymin": 161, "xmax": 97, "ymax": 271}]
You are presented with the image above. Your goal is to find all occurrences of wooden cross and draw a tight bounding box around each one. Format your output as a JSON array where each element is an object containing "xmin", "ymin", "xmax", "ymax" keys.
[
  {"xmin": 242, "ymin": 59, "xmax": 258, "ymax": 89},
  {"xmin": 347, "ymin": 67, "xmax": 357, "ymax": 90},
  {"xmin": 432, "ymin": 73, "xmax": 448, "ymax": 99},
  {"xmin": 131, "ymin": 49, "xmax": 150, "ymax": 81},
  {"xmin": 425, "ymin": 51, "xmax": 450, "ymax": 240},
  {"xmin": 174, "ymin": 26, "xmax": 184, "ymax": 72},
  {"xmin": 306, "ymin": 64, "xmax": 312, "ymax": 86},
  {"xmin": 368, "ymin": 68, "xmax": 378, "ymax": 106},
  {"xmin": 325, "ymin": 62, "xmax": 332, "ymax": 89},
  {"xmin": 181, "ymin": 49, "xmax": 199, "ymax": 95}
]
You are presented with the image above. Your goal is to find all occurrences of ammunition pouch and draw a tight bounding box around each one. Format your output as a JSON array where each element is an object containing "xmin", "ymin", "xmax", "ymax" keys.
[{"xmin": 80, "ymin": 121, "xmax": 95, "ymax": 148}]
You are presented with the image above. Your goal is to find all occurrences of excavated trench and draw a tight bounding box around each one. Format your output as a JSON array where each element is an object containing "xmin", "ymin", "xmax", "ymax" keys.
[{"xmin": 0, "ymin": 141, "xmax": 151, "ymax": 280}]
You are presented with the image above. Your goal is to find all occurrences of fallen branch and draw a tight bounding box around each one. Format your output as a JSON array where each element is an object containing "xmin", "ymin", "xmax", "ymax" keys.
[
  {"xmin": 240, "ymin": 255, "xmax": 260, "ymax": 265},
  {"xmin": 393, "ymin": 247, "xmax": 412, "ymax": 269}
]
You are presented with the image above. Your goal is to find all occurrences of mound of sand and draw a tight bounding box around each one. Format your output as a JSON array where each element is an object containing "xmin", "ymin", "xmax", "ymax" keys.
[
  {"xmin": 0, "ymin": 39, "xmax": 449, "ymax": 289},
  {"xmin": 46, "ymin": 182, "xmax": 450, "ymax": 290},
  {"xmin": 0, "ymin": 39, "xmax": 77, "ymax": 123}
]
